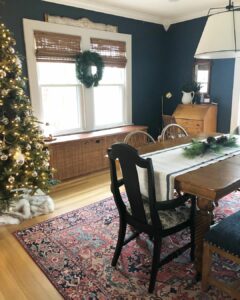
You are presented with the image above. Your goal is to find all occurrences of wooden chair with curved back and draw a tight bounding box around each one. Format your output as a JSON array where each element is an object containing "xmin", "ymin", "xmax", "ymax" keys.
[
  {"xmin": 162, "ymin": 114, "xmax": 176, "ymax": 127},
  {"xmin": 124, "ymin": 130, "xmax": 156, "ymax": 147},
  {"xmin": 158, "ymin": 124, "xmax": 188, "ymax": 142},
  {"xmin": 108, "ymin": 143, "xmax": 196, "ymax": 293}
]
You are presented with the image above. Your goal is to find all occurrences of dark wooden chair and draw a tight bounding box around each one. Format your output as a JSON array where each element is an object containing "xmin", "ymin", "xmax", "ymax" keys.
[
  {"xmin": 108, "ymin": 143, "xmax": 196, "ymax": 293},
  {"xmin": 202, "ymin": 210, "xmax": 240, "ymax": 299},
  {"xmin": 158, "ymin": 124, "xmax": 188, "ymax": 141}
]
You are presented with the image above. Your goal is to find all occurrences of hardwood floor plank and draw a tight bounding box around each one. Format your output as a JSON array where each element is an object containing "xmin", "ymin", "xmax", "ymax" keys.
[{"xmin": 0, "ymin": 170, "xmax": 112, "ymax": 300}]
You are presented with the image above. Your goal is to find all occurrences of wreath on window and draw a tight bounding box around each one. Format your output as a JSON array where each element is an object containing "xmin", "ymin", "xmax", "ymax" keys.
[{"xmin": 75, "ymin": 50, "xmax": 104, "ymax": 88}]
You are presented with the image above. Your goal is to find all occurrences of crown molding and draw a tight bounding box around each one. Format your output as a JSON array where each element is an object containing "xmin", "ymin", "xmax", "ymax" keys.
[
  {"xmin": 168, "ymin": 9, "xmax": 208, "ymax": 26},
  {"xmin": 42, "ymin": 0, "xmax": 210, "ymax": 29},
  {"xmin": 43, "ymin": 0, "xmax": 168, "ymax": 27}
]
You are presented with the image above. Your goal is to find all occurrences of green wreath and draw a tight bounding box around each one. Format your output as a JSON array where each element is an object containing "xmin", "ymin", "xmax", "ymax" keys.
[{"xmin": 75, "ymin": 51, "xmax": 104, "ymax": 88}]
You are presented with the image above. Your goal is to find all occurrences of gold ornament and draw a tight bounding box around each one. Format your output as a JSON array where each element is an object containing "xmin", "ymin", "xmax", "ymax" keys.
[
  {"xmin": 35, "ymin": 143, "xmax": 43, "ymax": 150},
  {"xmin": 14, "ymin": 149, "xmax": 25, "ymax": 165},
  {"xmin": 9, "ymin": 47, "xmax": 15, "ymax": 54},
  {"xmin": 0, "ymin": 154, "xmax": 8, "ymax": 161},
  {"xmin": 0, "ymin": 70, "xmax": 6, "ymax": 78},
  {"xmin": 8, "ymin": 176, "xmax": 15, "ymax": 184},
  {"xmin": 15, "ymin": 116, "xmax": 21, "ymax": 123},
  {"xmin": 1, "ymin": 89, "xmax": 9, "ymax": 96},
  {"xmin": 32, "ymin": 171, "xmax": 38, "ymax": 177}
]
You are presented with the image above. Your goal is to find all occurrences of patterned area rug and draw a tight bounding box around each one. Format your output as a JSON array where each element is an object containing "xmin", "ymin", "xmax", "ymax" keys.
[{"xmin": 14, "ymin": 192, "xmax": 240, "ymax": 299}]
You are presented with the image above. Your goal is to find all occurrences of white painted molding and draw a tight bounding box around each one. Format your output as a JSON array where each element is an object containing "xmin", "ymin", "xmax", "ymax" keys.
[
  {"xmin": 42, "ymin": 0, "xmax": 168, "ymax": 27},
  {"xmin": 168, "ymin": 9, "xmax": 209, "ymax": 26},
  {"xmin": 42, "ymin": 0, "xmax": 210, "ymax": 29},
  {"xmin": 230, "ymin": 58, "xmax": 240, "ymax": 132}
]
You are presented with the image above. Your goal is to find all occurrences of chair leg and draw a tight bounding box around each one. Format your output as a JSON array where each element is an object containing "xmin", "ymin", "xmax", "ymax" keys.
[
  {"xmin": 190, "ymin": 221, "xmax": 195, "ymax": 261},
  {"xmin": 201, "ymin": 242, "xmax": 212, "ymax": 292},
  {"xmin": 148, "ymin": 236, "xmax": 162, "ymax": 293},
  {"xmin": 190, "ymin": 196, "xmax": 196, "ymax": 262},
  {"xmin": 112, "ymin": 218, "xmax": 127, "ymax": 267}
]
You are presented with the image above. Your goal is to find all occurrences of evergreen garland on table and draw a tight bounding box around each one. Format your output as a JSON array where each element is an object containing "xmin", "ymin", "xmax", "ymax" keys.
[
  {"xmin": 0, "ymin": 23, "xmax": 55, "ymax": 210},
  {"xmin": 75, "ymin": 51, "xmax": 104, "ymax": 88},
  {"xmin": 183, "ymin": 136, "xmax": 238, "ymax": 159}
]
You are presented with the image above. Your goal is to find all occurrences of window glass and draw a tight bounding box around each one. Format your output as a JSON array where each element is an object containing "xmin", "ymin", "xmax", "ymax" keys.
[
  {"xmin": 100, "ymin": 67, "xmax": 125, "ymax": 84},
  {"xmin": 37, "ymin": 62, "xmax": 82, "ymax": 134},
  {"xmin": 193, "ymin": 60, "xmax": 211, "ymax": 95},
  {"xmin": 41, "ymin": 86, "xmax": 81, "ymax": 133},
  {"xmin": 93, "ymin": 85, "xmax": 124, "ymax": 126},
  {"xmin": 38, "ymin": 62, "xmax": 78, "ymax": 85},
  {"xmin": 196, "ymin": 70, "xmax": 209, "ymax": 93}
]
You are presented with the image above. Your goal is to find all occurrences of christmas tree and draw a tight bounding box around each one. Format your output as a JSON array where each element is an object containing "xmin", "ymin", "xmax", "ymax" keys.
[{"xmin": 0, "ymin": 23, "xmax": 55, "ymax": 210}]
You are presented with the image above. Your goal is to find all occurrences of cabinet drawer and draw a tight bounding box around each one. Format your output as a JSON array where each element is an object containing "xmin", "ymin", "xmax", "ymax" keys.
[{"xmin": 176, "ymin": 119, "xmax": 203, "ymax": 129}]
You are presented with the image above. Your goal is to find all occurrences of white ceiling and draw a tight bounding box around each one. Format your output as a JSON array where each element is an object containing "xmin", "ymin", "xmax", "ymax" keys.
[{"xmin": 43, "ymin": 0, "xmax": 240, "ymax": 29}]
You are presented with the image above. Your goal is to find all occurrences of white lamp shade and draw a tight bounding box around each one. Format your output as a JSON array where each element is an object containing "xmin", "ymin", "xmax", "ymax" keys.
[{"xmin": 195, "ymin": 10, "xmax": 240, "ymax": 59}]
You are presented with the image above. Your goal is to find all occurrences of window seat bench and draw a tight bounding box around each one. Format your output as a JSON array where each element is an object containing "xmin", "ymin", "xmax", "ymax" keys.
[{"xmin": 47, "ymin": 125, "xmax": 147, "ymax": 180}]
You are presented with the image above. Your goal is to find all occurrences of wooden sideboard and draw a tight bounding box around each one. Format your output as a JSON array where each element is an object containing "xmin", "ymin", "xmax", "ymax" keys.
[
  {"xmin": 47, "ymin": 125, "xmax": 147, "ymax": 181},
  {"xmin": 173, "ymin": 104, "xmax": 217, "ymax": 135}
]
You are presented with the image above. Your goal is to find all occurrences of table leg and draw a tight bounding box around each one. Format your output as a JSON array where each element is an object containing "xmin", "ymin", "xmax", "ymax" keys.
[{"xmin": 195, "ymin": 197, "xmax": 214, "ymax": 275}]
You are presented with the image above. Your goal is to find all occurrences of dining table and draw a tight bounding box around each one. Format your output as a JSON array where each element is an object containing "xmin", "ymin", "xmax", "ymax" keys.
[{"xmin": 138, "ymin": 134, "xmax": 240, "ymax": 275}]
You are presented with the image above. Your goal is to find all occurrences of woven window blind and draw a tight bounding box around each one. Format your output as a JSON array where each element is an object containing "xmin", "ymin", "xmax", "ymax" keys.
[
  {"xmin": 34, "ymin": 31, "xmax": 81, "ymax": 63},
  {"xmin": 90, "ymin": 38, "xmax": 127, "ymax": 68}
]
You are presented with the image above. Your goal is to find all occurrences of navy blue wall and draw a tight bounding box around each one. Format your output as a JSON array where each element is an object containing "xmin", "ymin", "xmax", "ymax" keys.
[
  {"xmin": 166, "ymin": 18, "xmax": 235, "ymax": 133},
  {"xmin": 0, "ymin": 0, "xmax": 167, "ymax": 137},
  {"xmin": 0, "ymin": 1, "xmax": 236, "ymax": 134}
]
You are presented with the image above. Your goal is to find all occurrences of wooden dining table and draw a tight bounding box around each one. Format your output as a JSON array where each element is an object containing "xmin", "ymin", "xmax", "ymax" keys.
[{"xmin": 138, "ymin": 134, "xmax": 240, "ymax": 275}]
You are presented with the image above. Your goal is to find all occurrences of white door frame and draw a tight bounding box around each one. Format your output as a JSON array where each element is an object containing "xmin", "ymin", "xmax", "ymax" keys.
[{"xmin": 230, "ymin": 58, "xmax": 240, "ymax": 132}]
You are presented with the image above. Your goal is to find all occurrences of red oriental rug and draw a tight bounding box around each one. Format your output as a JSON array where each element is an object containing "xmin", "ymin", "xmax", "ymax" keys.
[{"xmin": 14, "ymin": 193, "xmax": 240, "ymax": 299}]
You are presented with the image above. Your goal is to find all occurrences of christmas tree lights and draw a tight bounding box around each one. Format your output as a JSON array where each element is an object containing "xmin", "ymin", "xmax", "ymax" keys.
[{"xmin": 0, "ymin": 23, "xmax": 55, "ymax": 210}]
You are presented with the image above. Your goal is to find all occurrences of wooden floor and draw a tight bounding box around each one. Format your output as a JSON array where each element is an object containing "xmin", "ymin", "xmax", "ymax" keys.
[{"xmin": 0, "ymin": 170, "xmax": 112, "ymax": 300}]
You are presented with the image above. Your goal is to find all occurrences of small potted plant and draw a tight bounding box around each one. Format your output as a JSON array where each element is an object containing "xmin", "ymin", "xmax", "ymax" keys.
[{"xmin": 181, "ymin": 81, "xmax": 201, "ymax": 104}]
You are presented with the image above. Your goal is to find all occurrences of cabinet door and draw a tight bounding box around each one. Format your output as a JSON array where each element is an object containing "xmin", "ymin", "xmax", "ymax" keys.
[
  {"xmin": 81, "ymin": 138, "xmax": 106, "ymax": 174},
  {"xmin": 49, "ymin": 138, "xmax": 106, "ymax": 180},
  {"xmin": 49, "ymin": 141, "xmax": 83, "ymax": 180}
]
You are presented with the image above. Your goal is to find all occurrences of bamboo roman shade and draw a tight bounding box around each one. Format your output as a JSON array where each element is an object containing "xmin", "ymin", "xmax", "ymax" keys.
[
  {"xmin": 34, "ymin": 31, "xmax": 81, "ymax": 63},
  {"xmin": 90, "ymin": 38, "xmax": 127, "ymax": 68}
]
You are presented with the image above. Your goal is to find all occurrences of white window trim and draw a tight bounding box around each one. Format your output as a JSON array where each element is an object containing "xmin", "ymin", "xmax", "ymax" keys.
[
  {"xmin": 231, "ymin": 58, "xmax": 240, "ymax": 132},
  {"xmin": 23, "ymin": 18, "xmax": 132, "ymax": 134}
]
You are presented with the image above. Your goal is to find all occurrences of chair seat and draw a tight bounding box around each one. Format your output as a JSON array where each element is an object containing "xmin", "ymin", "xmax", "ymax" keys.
[
  {"xmin": 127, "ymin": 199, "xmax": 190, "ymax": 230},
  {"xmin": 204, "ymin": 210, "xmax": 240, "ymax": 257}
]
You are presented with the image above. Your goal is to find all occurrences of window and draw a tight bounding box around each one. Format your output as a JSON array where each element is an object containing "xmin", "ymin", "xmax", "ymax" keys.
[
  {"xmin": 90, "ymin": 38, "xmax": 127, "ymax": 128},
  {"xmin": 193, "ymin": 59, "xmax": 211, "ymax": 95},
  {"xmin": 93, "ymin": 67, "xmax": 125, "ymax": 127},
  {"xmin": 24, "ymin": 19, "xmax": 132, "ymax": 136},
  {"xmin": 37, "ymin": 62, "xmax": 83, "ymax": 134}
]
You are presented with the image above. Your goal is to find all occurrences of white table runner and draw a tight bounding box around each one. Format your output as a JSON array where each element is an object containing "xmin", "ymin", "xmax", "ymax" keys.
[{"xmin": 137, "ymin": 136, "xmax": 240, "ymax": 201}]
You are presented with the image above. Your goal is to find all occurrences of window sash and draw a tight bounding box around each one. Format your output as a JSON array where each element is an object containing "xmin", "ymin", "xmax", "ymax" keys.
[
  {"xmin": 39, "ymin": 83, "xmax": 83, "ymax": 135},
  {"xmin": 93, "ymin": 84, "xmax": 125, "ymax": 128}
]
